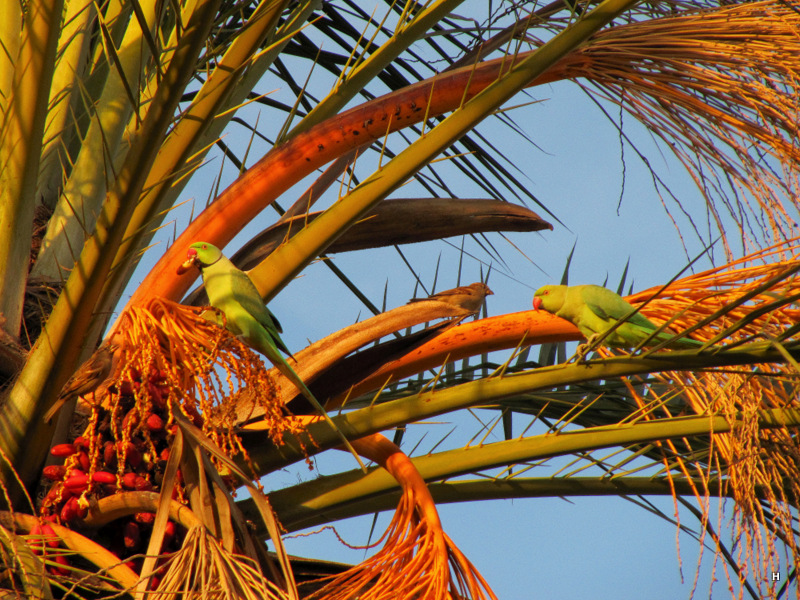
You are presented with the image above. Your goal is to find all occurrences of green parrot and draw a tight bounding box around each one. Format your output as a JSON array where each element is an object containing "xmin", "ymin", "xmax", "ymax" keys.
[
  {"xmin": 532, "ymin": 284, "xmax": 702, "ymax": 351},
  {"xmin": 178, "ymin": 242, "xmax": 364, "ymax": 469}
]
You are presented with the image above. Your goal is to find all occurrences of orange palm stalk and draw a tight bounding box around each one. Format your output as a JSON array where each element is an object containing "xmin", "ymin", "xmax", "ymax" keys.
[
  {"xmin": 332, "ymin": 309, "xmax": 579, "ymax": 407},
  {"xmin": 307, "ymin": 433, "xmax": 496, "ymax": 600}
]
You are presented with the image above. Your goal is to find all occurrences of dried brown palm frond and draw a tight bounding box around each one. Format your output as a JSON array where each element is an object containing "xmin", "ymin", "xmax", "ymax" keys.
[
  {"xmin": 564, "ymin": 0, "xmax": 800, "ymax": 252},
  {"xmin": 155, "ymin": 525, "xmax": 290, "ymax": 600}
]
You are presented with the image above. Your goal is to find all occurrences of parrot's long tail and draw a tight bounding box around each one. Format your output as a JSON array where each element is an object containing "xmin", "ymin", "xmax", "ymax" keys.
[{"xmin": 274, "ymin": 359, "xmax": 367, "ymax": 472}]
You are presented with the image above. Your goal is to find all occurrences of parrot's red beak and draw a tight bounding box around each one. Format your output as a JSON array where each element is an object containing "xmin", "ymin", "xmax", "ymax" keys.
[
  {"xmin": 532, "ymin": 296, "xmax": 542, "ymax": 311},
  {"xmin": 176, "ymin": 248, "xmax": 199, "ymax": 275}
]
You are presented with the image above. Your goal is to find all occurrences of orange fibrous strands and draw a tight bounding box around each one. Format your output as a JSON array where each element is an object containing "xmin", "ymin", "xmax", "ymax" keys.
[
  {"xmin": 622, "ymin": 240, "xmax": 800, "ymax": 433},
  {"xmin": 307, "ymin": 436, "xmax": 496, "ymax": 600},
  {"xmin": 567, "ymin": 0, "xmax": 800, "ymax": 251},
  {"xmin": 111, "ymin": 297, "xmax": 305, "ymax": 455},
  {"xmin": 307, "ymin": 491, "xmax": 495, "ymax": 600},
  {"xmin": 610, "ymin": 241, "xmax": 800, "ymax": 591},
  {"xmin": 628, "ymin": 243, "xmax": 800, "ymax": 348}
]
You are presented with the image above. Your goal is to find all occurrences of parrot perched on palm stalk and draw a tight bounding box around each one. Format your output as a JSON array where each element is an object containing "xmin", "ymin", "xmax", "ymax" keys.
[
  {"xmin": 532, "ymin": 284, "xmax": 703, "ymax": 352},
  {"xmin": 177, "ymin": 242, "xmax": 365, "ymax": 469}
]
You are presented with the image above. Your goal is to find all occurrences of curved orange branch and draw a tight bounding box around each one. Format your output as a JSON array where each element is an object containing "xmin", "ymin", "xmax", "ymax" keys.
[
  {"xmin": 309, "ymin": 433, "xmax": 497, "ymax": 600},
  {"xmin": 125, "ymin": 50, "xmax": 575, "ymax": 310},
  {"xmin": 332, "ymin": 309, "xmax": 580, "ymax": 406},
  {"xmin": 83, "ymin": 491, "xmax": 203, "ymax": 530},
  {"xmin": 351, "ymin": 434, "xmax": 443, "ymax": 531}
]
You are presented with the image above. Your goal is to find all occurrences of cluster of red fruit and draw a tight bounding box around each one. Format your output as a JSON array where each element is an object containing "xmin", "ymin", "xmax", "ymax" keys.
[{"xmin": 35, "ymin": 366, "xmax": 200, "ymax": 579}]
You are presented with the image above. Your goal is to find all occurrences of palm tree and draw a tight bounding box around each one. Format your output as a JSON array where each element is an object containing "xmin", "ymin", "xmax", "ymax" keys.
[{"xmin": 1, "ymin": 0, "xmax": 799, "ymax": 598}]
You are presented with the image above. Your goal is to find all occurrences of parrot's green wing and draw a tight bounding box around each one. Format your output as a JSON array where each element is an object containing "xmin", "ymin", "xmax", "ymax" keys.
[
  {"xmin": 228, "ymin": 269, "xmax": 293, "ymax": 357},
  {"xmin": 579, "ymin": 285, "xmax": 659, "ymax": 329},
  {"xmin": 536, "ymin": 284, "xmax": 702, "ymax": 351},
  {"xmin": 576, "ymin": 284, "xmax": 701, "ymax": 349}
]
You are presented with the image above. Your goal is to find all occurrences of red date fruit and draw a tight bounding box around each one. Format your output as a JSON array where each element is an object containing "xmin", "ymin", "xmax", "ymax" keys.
[
  {"xmin": 145, "ymin": 413, "xmax": 164, "ymax": 431},
  {"xmin": 41, "ymin": 524, "xmax": 60, "ymax": 549},
  {"xmin": 123, "ymin": 521, "xmax": 141, "ymax": 549},
  {"xmin": 50, "ymin": 554, "xmax": 71, "ymax": 576},
  {"xmin": 103, "ymin": 441, "xmax": 117, "ymax": 468},
  {"xmin": 134, "ymin": 476, "xmax": 153, "ymax": 491},
  {"xmin": 77, "ymin": 451, "xmax": 91, "ymax": 472},
  {"xmin": 163, "ymin": 520, "xmax": 176, "ymax": 546},
  {"xmin": 60, "ymin": 497, "xmax": 79, "ymax": 522},
  {"xmin": 121, "ymin": 473, "xmax": 138, "ymax": 489},
  {"xmin": 63, "ymin": 475, "xmax": 89, "ymax": 492},
  {"xmin": 42, "ymin": 465, "xmax": 66, "ymax": 481},
  {"xmin": 91, "ymin": 471, "xmax": 116, "ymax": 485},
  {"xmin": 134, "ymin": 512, "xmax": 156, "ymax": 525},
  {"xmin": 118, "ymin": 442, "xmax": 142, "ymax": 468},
  {"xmin": 50, "ymin": 443, "xmax": 76, "ymax": 457}
]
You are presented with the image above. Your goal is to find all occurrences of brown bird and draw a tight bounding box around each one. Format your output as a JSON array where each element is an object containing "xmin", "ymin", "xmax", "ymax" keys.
[
  {"xmin": 44, "ymin": 342, "xmax": 120, "ymax": 423},
  {"xmin": 408, "ymin": 282, "xmax": 493, "ymax": 314}
]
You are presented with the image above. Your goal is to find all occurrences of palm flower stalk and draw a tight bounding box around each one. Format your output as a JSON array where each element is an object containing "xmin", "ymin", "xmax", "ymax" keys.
[{"xmin": 306, "ymin": 433, "xmax": 496, "ymax": 600}]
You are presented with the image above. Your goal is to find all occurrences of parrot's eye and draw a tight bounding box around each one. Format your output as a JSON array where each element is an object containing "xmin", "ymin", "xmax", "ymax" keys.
[{"xmin": 202, "ymin": 244, "xmax": 207, "ymax": 249}]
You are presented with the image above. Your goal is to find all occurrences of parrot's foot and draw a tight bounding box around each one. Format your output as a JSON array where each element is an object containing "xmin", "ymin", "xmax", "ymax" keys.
[
  {"xmin": 569, "ymin": 335, "xmax": 599, "ymax": 364},
  {"xmin": 569, "ymin": 343, "xmax": 590, "ymax": 364}
]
